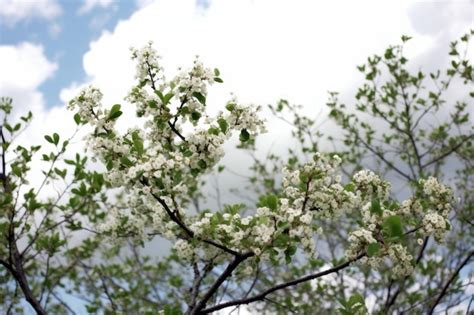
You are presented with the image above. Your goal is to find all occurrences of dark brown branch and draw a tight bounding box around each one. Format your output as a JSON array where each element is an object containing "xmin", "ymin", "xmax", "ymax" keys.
[
  {"xmin": 50, "ymin": 290, "xmax": 77, "ymax": 315},
  {"xmin": 422, "ymin": 134, "xmax": 474, "ymax": 169},
  {"xmin": 399, "ymin": 79, "xmax": 423, "ymax": 174},
  {"xmin": 149, "ymin": 190, "xmax": 240, "ymax": 256},
  {"xmin": 200, "ymin": 252, "xmax": 365, "ymax": 313},
  {"xmin": 427, "ymin": 251, "xmax": 474, "ymax": 314},
  {"xmin": 191, "ymin": 251, "xmax": 255, "ymax": 314},
  {"xmin": 355, "ymin": 133, "xmax": 412, "ymax": 181},
  {"xmin": 167, "ymin": 121, "xmax": 186, "ymax": 141},
  {"xmin": 10, "ymin": 249, "xmax": 46, "ymax": 315},
  {"xmin": 2, "ymin": 175, "xmax": 46, "ymax": 314},
  {"xmin": 144, "ymin": 59, "xmax": 187, "ymax": 142},
  {"xmin": 99, "ymin": 273, "xmax": 118, "ymax": 312},
  {"xmin": 187, "ymin": 261, "xmax": 202, "ymax": 313}
]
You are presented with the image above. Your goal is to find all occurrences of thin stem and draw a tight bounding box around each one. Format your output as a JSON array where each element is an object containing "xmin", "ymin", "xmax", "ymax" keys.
[
  {"xmin": 200, "ymin": 253, "xmax": 365, "ymax": 313},
  {"xmin": 427, "ymin": 251, "xmax": 474, "ymax": 314}
]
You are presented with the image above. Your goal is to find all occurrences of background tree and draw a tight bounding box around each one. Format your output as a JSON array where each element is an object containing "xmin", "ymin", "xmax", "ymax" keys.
[{"xmin": 251, "ymin": 30, "xmax": 473, "ymax": 313}]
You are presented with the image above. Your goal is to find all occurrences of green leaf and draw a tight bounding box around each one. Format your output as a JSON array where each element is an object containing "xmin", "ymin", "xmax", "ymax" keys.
[
  {"xmin": 44, "ymin": 135, "xmax": 54, "ymax": 144},
  {"xmin": 239, "ymin": 129, "xmax": 250, "ymax": 142},
  {"xmin": 225, "ymin": 103, "xmax": 235, "ymax": 112},
  {"xmin": 163, "ymin": 92, "xmax": 174, "ymax": 105},
  {"xmin": 370, "ymin": 198, "xmax": 382, "ymax": 216},
  {"xmin": 183, "ymin": 150, "xmax": 193, "ymax": 157},
  {"xmin": 120, "ymin": 156, "xmax": 134, "ymax": 167},
  {"xmin": 217, "ymin": 118, "xmax": 228, "ymax": 133},
  {"xmin": 163, "ymin": 304, "xmax": 181, "ymax": 315},
  {"xmin": 155, "ymin": 177, "xmax": 165, "ymax": 189},
  {"xmin": 214, "ymin": 77, "xmax": 223, "ymax": 83},
  {"xmin": 344, "ymin": 183, "xmax": 355, "ymax": 192},
  {"xmin": 285, "ymin": 245, "xmax": 297, "ymax": 261},
  {"xmin": 148, "ymin": 100, "xmax": 158, "ymax": 108},
  {"xmin": 191, "ymin": 112, "xmax": 201, "ymax": 121},
  {"xmin": 208, "ymin": 127, "xmax": 219, "ymax": 135},
  {"xmin": 106, "ymin": 160, "xmax": 114, "ymax": 171},
  {"xmin": 383, "ymin": 215, "xmax": 403, "ymax": 238},
  {"xmin": 132, "ymin": 131, "xmax": 144, "ymax": 156},
  {"xmin": 108, "ymin": 104, "xmax": 123, "ymax": 120},
  {"xmin": 155, "ymin": 90, "xmax": 164, "ymax": 102},
  {"xmin": 74, "ymin": 113, "xmax": 81, "ymax": 125},
  {"xmin": 401, "ymin": 35, "xmax": 412, "ymax": 43},
  {"xmin": 53, "ymin": 133, "xmax": 60, "ymax": 145},
  {"xmin": 11, "ymin": 164, "xmax": 22, "ymax": 177},
  {"xmin": 266, "ymin": 194, "xmax": 278, "ymax": 211},
  {"xmin": 348, "ymin": 293, "xmax": 365, "ymax": 307},
  {"xmin": 198, "ymin": 159, "xmax": 207, "ymax": 169},
  {"xmin": 367, "ymin": 243, "xmax": 380, "ymax": 257},
  {"xmin": 192, "ymin": 92, "xmax": 206, "ymax": 105},
  {"xmin": 214, "ymin": 68, "xmax": 220, "ymax": 76}
]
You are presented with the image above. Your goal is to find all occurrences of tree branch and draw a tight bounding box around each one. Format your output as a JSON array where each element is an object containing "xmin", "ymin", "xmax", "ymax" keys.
[
  {"xmin": 428, "ymin": 251, "xmax": 473, "ymax": 314},
  {"xmin": 200, "ymin": 252, "xmax": 365, "ymax": 313},
  {"xmin": 191, "ymin": 251, "xmax": 255, "ymax": 314},
  {"xmin": 149, "ymin": 190, "xmax": 240, "ymax": 256},
  {"xmin": 422, "ymin": 134, "xmax": 474, "ymax": 169}
]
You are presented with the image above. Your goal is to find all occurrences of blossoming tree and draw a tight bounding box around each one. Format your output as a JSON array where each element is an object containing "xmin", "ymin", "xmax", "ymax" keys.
[
  {"xmin": 254, "ymin": 31, "xmax": 473, "ymax": 313},
  {"xmin": 0, "ymin": 31, "xmax": 471, "ymax": 314}
]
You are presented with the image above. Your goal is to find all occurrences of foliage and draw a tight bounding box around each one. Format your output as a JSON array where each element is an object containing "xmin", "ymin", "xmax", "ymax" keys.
[{"xmin": 0, "ymin": 31, "xmax": 472, "ymax": 314}]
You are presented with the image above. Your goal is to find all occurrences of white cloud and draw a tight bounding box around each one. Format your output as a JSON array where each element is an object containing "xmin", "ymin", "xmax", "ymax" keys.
[
  {"xmin": 0, "ymin": 0, "xmax": 62, "ymax": 26},
  {"xmin": 58, "ymin": 0, "xmax": 472, "ymax": 207},
  {"xmin": 0, "ymin": 42, "xmax": 81, "ymax": 194},
  {"xmin": 0, "ymin": 42, "xmax": 57, "ymax": 105},
  {"xmin": 69, "ymin": 0, "xmax": 446, "ymax": 144},
  {"xmin": 78, "ymin": 0, "xmax": 115, "ymax": 14},
  {"xmin": 77, "ymin": 0, "xmax": 455, "ymax": 110}
]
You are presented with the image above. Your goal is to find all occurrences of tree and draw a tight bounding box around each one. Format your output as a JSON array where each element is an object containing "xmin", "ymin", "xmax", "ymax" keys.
[
  {"xmin": 257, "ymin": 31, "xmax": 473, "ymax": 313},
  {"xmin": 0, "ymin": 31, "xmax": 471, "ymax": 314}
]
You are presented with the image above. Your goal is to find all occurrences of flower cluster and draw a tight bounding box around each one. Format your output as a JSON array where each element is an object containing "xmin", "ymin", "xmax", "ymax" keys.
[
  {"xmin": 344, "ymin": 175, "xmax": 454, "ymax": 277},
  {"xmin": 223, "ymin": 101, "xmax": 267, "ymax": 134},
  {"xmin": 173, "ymin": 239, "xmax": 196, "ymax": 261},
  {"xmin": 419, "ymin": 177, "xmax": 453, "ymax": 242},
  {"xmin": 282, "ymin": 153, "xmax": 358, "ymax": 219},
  {"xmin": 69, "ymin": 43, "xmax": 266, "ymax": 245},
  {"xmin": 352, "ymin": 169, "xmax": 391, "ymax": 202},
  {"xmin": 421, "ymin": 212, "xmax": 449, "ymax": 242},
  {"xmin": 68, "ymin": 86, "xmax": 113, "ymax": 130},
  {"xmin": 173, "ymin": 57, "xmax": 216, "ymax": 115},
  {"xmin": 345, "ymin": 228, "xmax": 377, "ymax": 259},
  {"xmin": 130, "ymin": 41, "xmax": 163, "ymax": 84}
]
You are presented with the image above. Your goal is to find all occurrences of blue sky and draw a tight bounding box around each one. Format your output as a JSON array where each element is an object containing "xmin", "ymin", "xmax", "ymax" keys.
[
  {"xmin": 0, "ymin": 0, "xmax": 210, "ymax": 107},
  {"xmin": 1, "ymin": 1, "xmax": 147, "ymax": 107}
]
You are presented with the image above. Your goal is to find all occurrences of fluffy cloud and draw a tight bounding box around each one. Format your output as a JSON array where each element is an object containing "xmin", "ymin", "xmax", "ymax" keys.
[
  {"xmin": 0, "ymin": 42, "xmax": 57, "ymax": 117},
  {"xmin": 78, "ymin": 0, "xmax": 115, "ymax": 14},
  {"xmin": 69, "ymin": 0, "xmax": 431, "ymax": 148},
  {"xmin": 0, "ymin": 0, "xmax": 62, "ymax": 26},
  {"xmin": 75, "ymin": 0, "xmax": 457, "ymax": 115},
  {"xmin": 0, "ymin": 42, "xmax": 83, "ymax": 193},
  {"xmin": 0, "ymin": 43, "xmax": 57, "ymax": 91},
  {"xmin": 58, "ymin": 0, "xmax": 471, "ymax": 205}
]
